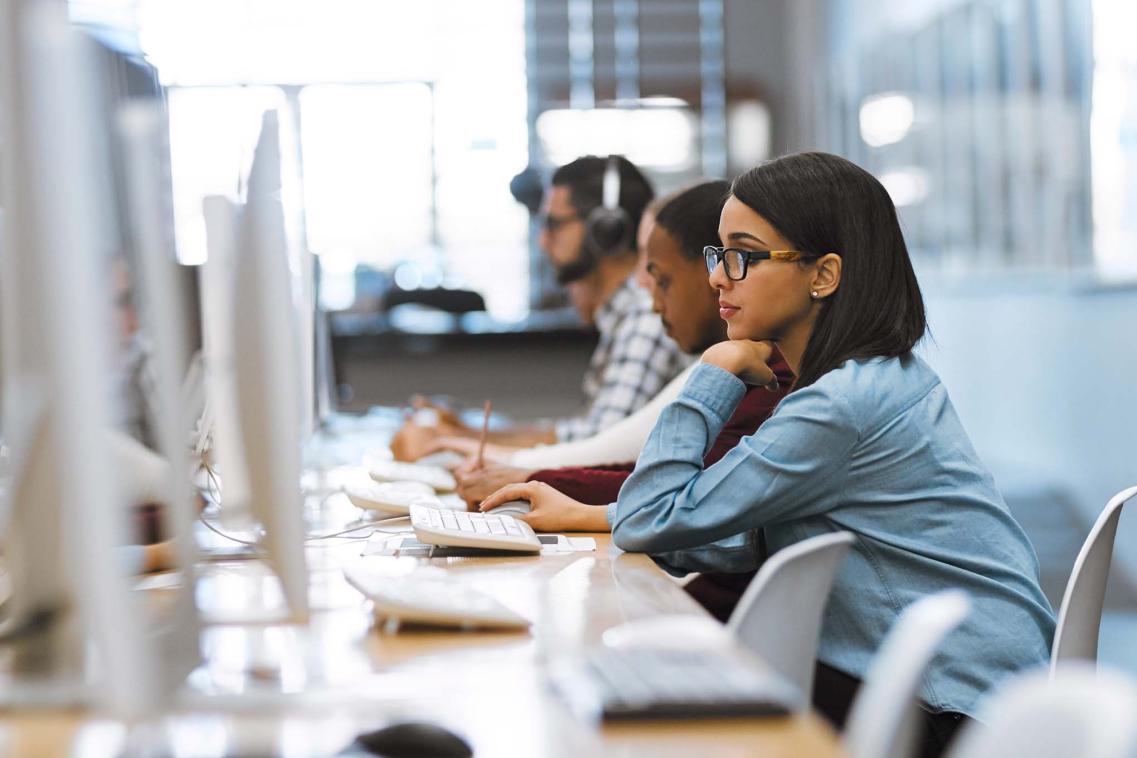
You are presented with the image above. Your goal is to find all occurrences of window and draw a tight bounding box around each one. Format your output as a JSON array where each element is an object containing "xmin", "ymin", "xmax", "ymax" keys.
[
  {"xmin": 139, "ymin": 0, "xmax": 531, "ymax": 319},
  {"xmin": 1090, "ymin": 0, "xmax": 1137, "ymax": 275},
  {"xmin": 166, "ymin": 86, "xmax": 287, "ymax": 266},
  {"xmin": 822, "ymin": 0, "xmax": 1097, "ymax": 273}
]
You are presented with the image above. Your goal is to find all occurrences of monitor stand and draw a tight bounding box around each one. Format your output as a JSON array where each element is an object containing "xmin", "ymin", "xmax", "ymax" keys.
[{"xmin": 0, "ymin": 605, "xmax": 90, "ymax": 708}]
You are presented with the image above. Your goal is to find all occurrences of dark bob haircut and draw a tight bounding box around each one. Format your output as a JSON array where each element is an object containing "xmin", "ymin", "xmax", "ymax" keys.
[{"xmin": 730, "ymin": 152, "xmax": 926, "ymax": 389}]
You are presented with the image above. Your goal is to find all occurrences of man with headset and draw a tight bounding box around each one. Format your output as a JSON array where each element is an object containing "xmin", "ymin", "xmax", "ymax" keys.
[
  {"xmin": 391, "ymin": 155, "xmax": 687, "ymax": 453},
  {"xmin": 538, "ymin": 154, "xmax": 687, "ymax": 441}
]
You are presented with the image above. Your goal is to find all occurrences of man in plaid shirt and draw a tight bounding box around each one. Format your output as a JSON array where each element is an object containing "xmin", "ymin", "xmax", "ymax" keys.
[
  {"xmin": 542, "ymin": 155, "xmax": 687, "ymax": 441},
  {"xmin": 554, "ymin": 273, "xmax": 688, "ymax": 441},
  {"xmin": 389, "ymin": 155, "xmax": 688, "ymax": 456}
]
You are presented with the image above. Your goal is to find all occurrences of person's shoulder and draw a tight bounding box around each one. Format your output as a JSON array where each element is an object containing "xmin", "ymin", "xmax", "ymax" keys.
[
  {"xmin": 595, "ymin": 275, "xmax": 648, "ymax": 324},
  {"xmin": 817, "ymin": 351, "xmax": 936, "ymax": 384},
  {"xmin": 613, "ymin": 275, "xmax": 654, "ymax": 314},
  {"xmin": 813, "ymin": 353, "xmax": 942, "ymax": 416},
  {"xmin": 609, "ymin": 284, "xmax": 666, "ymax": 336}
]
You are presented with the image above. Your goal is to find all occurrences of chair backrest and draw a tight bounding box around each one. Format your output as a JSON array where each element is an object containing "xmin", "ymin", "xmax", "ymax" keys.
[
  {"xmin": 726, "ymin": 531, "xmax": 855, "ymax": 702},
  {"xmin": 948, "ymin": 664, "xmax": 1137, "ymax": 758},
  {"xmin": 844, "ymin": 590, "xmax": 971, "ymax": 758},
  {"xmin": 1051, "ymin": 485, "xmax": 1137, "ymax": 674}
]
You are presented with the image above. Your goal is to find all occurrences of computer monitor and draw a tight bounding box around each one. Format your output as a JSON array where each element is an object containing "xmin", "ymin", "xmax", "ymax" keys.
[
  {"xmin": 116, "ymin": 100, "xmax": 205, "ymax": 692},
  {"xmin": 0, "ymin": 2, "xmax": 158, "ymax": 717},
  {"xmin": 230, "ymin": 110, "xmax": 310, "ymax": 621},
  {"xmin": 200, "ymin": 194, "xmax": 254, "ymax": 528}
]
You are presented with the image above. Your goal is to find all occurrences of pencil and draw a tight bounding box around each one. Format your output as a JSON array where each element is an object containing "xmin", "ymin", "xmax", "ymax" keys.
[{"xmin": 476, "ymin": 400, "xmax": 492, "ymax": 468}]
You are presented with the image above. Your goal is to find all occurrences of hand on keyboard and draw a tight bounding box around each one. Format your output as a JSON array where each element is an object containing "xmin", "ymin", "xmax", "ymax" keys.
[{"xmin": 478, "ymin": 481, "xmax": 604, "ymax": 533}]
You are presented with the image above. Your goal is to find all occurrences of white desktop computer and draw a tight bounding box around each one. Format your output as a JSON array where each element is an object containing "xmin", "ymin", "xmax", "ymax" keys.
[
  {"xmin": 0, "ymin": 2, "xmax": 158, "ymax": 717},
  {"xmin": 228, "ymin": 110, "xmax": 312, "ymax": 622},
  {"xmin": 116, "ymin": 100, "xmax": 205, "ymax": 693},
  {"xmin": 200, "ymin": 194, "xmax": 254, "ymax": 529}
]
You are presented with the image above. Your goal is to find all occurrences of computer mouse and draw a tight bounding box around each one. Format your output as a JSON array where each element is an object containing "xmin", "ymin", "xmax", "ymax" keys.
[
  {"xmin": 353, "ymin": 721, "xmax": 472, "ymax": 757},
  {"xmin": 485, "ymin": 499, "xmax": 531, "ymax": 517}
]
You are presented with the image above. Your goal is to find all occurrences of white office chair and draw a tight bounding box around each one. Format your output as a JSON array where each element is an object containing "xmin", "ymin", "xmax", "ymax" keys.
[
  {"xmin": 947, "ymin": 664, "xmax": 1137, "ymax": 758},
  {"xmin": 843, "ymin": 590, "xmax": 971, "ymax": 758},
  {"xmin": 726, "ymin": 531, "xmax": 855, "ymax": 702},
  {"xmin": 1050, "ymin": 485, "xmax": 1137, "ymax": 675}
]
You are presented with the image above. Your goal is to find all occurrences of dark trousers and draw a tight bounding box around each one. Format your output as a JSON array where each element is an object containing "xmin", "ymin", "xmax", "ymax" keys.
[{"xmin": 813, "ymin": 661, "xmax": 968, "ymax": 758}]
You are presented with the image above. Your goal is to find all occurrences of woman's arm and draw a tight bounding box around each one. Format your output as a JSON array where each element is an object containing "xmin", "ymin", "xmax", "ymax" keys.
[
  {"xmin": 479, "ymin": 481, "xmax": 611, "ymax": 532},
  {"xmin": 508, "ymin": 363, "xmax": 695, "ymax": 469},
  {"xmin": 610, "ymin": 362, "xmax": 859, "ymax": 555}
]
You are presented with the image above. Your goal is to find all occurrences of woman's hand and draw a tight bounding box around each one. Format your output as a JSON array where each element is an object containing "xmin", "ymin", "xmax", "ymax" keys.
[
  {"xmin": 479, "ymin": 481, "xmax": 609, "ymax": 533},
  {"xmin": 701, "ymin": 340, "xmax": 780, "ymax": 390},
  {"xmin": 454, "ymin": 461, "xmax": 535, "ymax": 508}
]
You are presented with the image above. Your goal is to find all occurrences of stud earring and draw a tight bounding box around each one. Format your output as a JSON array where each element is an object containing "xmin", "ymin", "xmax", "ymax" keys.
[{"xmin": 811, "ymin": 290, "xmax": 819, "ymax": 299}]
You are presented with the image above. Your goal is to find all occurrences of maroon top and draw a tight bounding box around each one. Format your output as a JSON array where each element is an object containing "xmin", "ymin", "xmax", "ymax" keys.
[{"xmin": 528, "ymin": 352, "xmax": 795, "ymax": 504}]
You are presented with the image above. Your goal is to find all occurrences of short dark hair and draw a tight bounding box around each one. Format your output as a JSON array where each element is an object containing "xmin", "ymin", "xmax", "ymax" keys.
[
  {"xmin": 730, "ymin": 152, "xmax": 927, "ymax": 390},
  {"xmin": 551, "ymin": 155, "xmax": 654, "ymax": 237},
  {"xmin": 654, "ymin": 180, "xmax": 731, "ymax": 260}
]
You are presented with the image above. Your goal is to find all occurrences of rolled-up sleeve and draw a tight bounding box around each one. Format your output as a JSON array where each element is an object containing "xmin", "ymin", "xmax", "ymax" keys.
[{"xmin": 611, "ymin": 362, "xmax": 859, "ymax": 558}]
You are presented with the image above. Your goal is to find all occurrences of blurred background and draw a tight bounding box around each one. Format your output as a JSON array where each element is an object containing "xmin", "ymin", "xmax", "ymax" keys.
[{"xmin": 29, "ymin": 0, "xmax": 1137, "ymax": 666}]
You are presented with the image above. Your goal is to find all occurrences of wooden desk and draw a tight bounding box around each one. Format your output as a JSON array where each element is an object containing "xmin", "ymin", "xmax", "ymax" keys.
[{"xmin": 0, "ymin": 527, "xmax": 843, "ymax": 757}]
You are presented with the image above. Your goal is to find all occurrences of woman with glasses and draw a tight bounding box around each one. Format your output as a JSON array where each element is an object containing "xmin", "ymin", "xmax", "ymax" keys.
[{"xmin": 483, "ymin": 152, "xmax": 1054, "ymax": 757}]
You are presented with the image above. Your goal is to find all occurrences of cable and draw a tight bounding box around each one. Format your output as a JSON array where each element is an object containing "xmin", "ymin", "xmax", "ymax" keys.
[
  {"xmin": 305, "ymin": 516, "xmax": 410, "ymax": 542},
  {"xmin": 197, "ymin": 513, "xmax": 262, "ymax": 547},
  {"xmin": 198, "ymin": 457, "xmax": 223, "ymax": 508},
  {"xmin": 194, "ymin": 454, "xmax": 407, "ymax": 544}
]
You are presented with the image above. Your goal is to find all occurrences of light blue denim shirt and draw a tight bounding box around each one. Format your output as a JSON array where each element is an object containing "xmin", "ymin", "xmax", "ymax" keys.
[{"xmin": 608, "ymin": 355, "xmax": 1055, "ymax": 718}]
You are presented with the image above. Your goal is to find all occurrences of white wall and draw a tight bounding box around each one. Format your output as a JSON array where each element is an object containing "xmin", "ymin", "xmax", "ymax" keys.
[{"xmin": 918, "ymin": 277, "xmax": 1137, "ymax": 579}]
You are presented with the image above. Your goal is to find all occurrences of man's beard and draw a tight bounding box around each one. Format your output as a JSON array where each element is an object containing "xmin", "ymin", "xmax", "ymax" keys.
[{"xmin": 553, "ymin": 251, "xmax": 596, "ymax": 285}]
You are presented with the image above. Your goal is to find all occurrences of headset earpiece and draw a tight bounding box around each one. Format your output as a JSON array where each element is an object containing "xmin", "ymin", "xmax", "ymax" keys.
[{"xmin": 584, "ymin": 156, "xmax": 633, "ymax": 256}]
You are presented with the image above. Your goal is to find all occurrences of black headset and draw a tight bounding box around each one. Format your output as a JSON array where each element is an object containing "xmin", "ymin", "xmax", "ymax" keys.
[
  {"xmin": 549, "ymin": 155, "xmax": 636, "ymax": 285},
  {"xmin": 583, "ymin": 155, "xmax": 633, "ymax": 257}
]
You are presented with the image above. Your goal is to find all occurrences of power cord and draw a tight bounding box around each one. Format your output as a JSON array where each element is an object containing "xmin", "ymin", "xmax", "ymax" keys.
[{"xmin": 194, "ymin": 455, "xmax": 409, "ymax": 545}]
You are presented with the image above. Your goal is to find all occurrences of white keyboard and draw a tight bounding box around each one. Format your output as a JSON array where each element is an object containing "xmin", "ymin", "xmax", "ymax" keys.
[
  {"xmin": 369, "ymin": 460, "xmax": 456, "ymax": 492},
  {"xmin": 343, "ymin": 480, "xmax": 442, "ymax": 516},
  {"xmin": 549, "ymin": 647, "xmax": 800, "ymax": 721},
  {"xmin": 415, "ymin": 449, "xmax": 468, "ymax": 469},
  {"xmin": 343, "ymin": 565, "xmax": 530, "ymax": 630},
  {"xmin": 409, "ymin": 504, "xmax": 541, "ymax": 553}
]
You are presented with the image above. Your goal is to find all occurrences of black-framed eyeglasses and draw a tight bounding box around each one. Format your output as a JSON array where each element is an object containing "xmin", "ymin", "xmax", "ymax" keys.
[
  {"xmin": 703, "ymin": 245, "xmax": 825, "ymax": 281},
  {"xmin": 541, "ymin": 213, "xmax": 581, "ymax": 234}
]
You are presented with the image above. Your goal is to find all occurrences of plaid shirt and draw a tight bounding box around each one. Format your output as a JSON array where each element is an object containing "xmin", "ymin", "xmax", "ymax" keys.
[{"xmin": 555, "ymin": 276, "xmax": 689, "ymax": 442}]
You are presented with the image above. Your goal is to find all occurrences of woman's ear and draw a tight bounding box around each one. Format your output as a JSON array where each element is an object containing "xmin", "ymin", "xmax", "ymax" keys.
[{"xmin": 810, "ymin": 253, "xmax": 842, "ymax": 299}]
